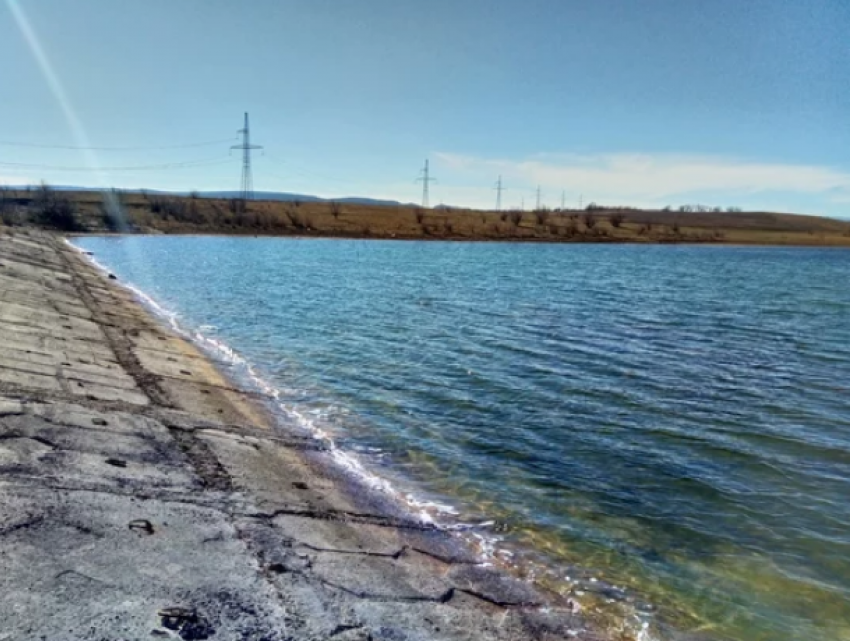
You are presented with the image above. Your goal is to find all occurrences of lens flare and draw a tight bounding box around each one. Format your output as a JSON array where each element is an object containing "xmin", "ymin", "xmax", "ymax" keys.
[
  {"xmin": 6, "ymin": 0, "xmax": 128, "ymax": 227},
  {"xmin": 6, "ymin": 0, "xmax": 104, "ymax": 182}
]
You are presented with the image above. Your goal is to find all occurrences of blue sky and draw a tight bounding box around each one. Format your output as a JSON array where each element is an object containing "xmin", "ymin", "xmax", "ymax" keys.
[{"xmin": 1, "ymin": 0, "xmax": 848, "ymax": 216}]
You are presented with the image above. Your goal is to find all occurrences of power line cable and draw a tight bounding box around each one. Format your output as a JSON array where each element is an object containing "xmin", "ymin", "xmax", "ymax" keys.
[
  {"xmin": 0, "ymin": 137, "xmax": 237, "ymax": 151},
  {"xmin": 0, "ymin": 155, "xmax": 233, "ymax": 172}
]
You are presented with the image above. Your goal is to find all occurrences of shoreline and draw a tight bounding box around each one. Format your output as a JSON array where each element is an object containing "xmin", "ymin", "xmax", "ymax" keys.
[
  {"xmin": 70, "ymin": 233, "xmax": 666, "ymax": 640},
  {"xmin": 66, "ymin": 229, "xmax": 850, "ymax": 248},
  {"xmin": 0, "ymin": 228, "xmax": 607, "ymax": 640},
  {"xmin": 76, "ymin": 242, "xmax": 482, "ymax": 532}
]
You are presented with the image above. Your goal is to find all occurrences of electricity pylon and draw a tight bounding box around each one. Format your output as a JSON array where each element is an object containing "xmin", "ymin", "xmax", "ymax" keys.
[
  {"xmin": 416, "ymin": 159, "xmax": 436, "ymax": 208},
  {"xmin": 231, "ymin": 112, "xmax": 262, "ymax": 202},
  {"xmin": 494, "ymin": 175, "xmax": 506, "ymax": 211}
]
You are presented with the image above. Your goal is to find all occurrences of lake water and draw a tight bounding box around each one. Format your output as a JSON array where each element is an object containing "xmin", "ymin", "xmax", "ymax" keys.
[{"xmin": 73, "ymin": 236, "xmax": 850, "ymax": 641}]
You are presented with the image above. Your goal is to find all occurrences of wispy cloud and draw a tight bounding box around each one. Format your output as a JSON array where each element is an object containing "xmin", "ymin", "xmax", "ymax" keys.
[{"xmin": 433, "ymin": 152, "xmax": 850, "ymax": 209}]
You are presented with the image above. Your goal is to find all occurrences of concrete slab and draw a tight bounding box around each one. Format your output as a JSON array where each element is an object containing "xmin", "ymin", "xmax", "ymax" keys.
[
  {"xmin": 0, "ymin": 367, "xmax": 63, "ymax": 392},
  {"xmin": 0, "ymin": 300, "xmax": 104, "ymax": 341},
  {"xmin": 128, "ymin": 329, "xmax": 198, "ymax": 354},
  {"xmin": 199, "ymin": 428, "xmax": 360, "ymax": 514},
  {"xmin": 62, "ymin": 363, "xmax": 139, "ymax": 390},
  {"xmin": 273, "ymin": 512, "xmax": 408, "ymax": 556},
  {"xmin": 0, "ymin": 345, "xmax": 58, "ymax": 368},
  {"xmin": 0, "ymin": 355, "xmax": 56, "ymax": 378},
  {"xmin": 0, "ymin": 486, "xmax": 292, "ymax": 641},
  {"xmin": 158, "ymin": 377, "xmax": 272, "ymax": 427},
  {"xmin": 307, "ymin": 552, "xmax": 454, "ymax": 601},
  {"xmin": 0, "ymin": 324, "xmax": 117, "ymax": 363},
  {"xmin": 0, "ymin": 410, "xmax": 197, "ymax": 492},
  {"xmin": 0, "ymin": 398, "xmax": 24, "ymax": 416},
  {"xmin": 134, "ymin": 345, "xmax": 235, "ymax": 387},
  {"xmin": 66, "ymin": 379, "xmax": 150, "ymax": 406}
]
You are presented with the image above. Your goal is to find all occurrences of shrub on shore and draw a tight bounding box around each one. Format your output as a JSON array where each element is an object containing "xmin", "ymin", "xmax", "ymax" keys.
[
  {"xmin": 0, "ymin": 187, "xmax": 21, "ymax": 226},
  {"xmin": 34, "ymin": 183, "xmax": 80, "ymax": 231}
]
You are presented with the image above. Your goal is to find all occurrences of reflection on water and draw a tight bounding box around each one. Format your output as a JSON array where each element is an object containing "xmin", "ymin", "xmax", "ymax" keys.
[{"xmin": 75, "ymin": 237, "xmax": 850, "ymax": 641}]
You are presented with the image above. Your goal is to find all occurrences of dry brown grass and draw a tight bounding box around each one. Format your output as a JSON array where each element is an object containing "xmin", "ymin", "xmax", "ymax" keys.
[{"xmin": 3, "ymin": 188, "xmax": 850, "ymax": 246}]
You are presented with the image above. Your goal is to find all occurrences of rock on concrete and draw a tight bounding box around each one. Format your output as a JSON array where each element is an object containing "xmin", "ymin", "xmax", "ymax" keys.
[{"xmin": 0, "ymin": 229, "xmax": 602, "ymax": 640}]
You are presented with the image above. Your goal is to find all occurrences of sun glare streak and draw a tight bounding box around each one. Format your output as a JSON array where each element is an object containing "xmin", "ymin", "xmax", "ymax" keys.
[
  {"xmin": 7, "ymin": 0, "xmax": 130, "ymax": 225},
  {"xmin": 6, "ymin": 0, "xmax": 110, "ymax": 189}
]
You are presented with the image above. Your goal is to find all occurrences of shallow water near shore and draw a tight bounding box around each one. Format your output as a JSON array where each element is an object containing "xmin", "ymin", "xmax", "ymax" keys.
[{"xmin": 74, "ymin": 236, "xmax": 850, "ymax": 641}]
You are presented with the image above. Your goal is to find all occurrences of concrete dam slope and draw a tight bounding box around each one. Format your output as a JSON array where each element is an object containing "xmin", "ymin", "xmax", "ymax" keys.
[{"xmin": 0, "ymin": 230, "xmax": 599, "ymax": 641}]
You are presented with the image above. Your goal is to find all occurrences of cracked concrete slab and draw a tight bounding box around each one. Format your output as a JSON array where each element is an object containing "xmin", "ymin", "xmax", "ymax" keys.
[
  {"xmin": 0, "ymin": 367, "xmax": 63, "ymax": 392},
  {"xmin": 0, "ymin": 408, "xmax": 198, "ymax": 492},
  {"xmin": 0, "ymin": 486, "xmax": 292, "ymax": 641}
]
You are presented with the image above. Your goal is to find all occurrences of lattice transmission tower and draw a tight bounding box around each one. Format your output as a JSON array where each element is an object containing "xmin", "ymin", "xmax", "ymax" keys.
[
  {"xmin": 416, "ymin": 159, "xmax": 436, "ymax": 208},
  {"xmin": 494, "ymin": 175, "xmax": 506, "ymax": 211},
  {"xmin": 231, "ymin": 112, "xmax": 263, "ymax": 202}
]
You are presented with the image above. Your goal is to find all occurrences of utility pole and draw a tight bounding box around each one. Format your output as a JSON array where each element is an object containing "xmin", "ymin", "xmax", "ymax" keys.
[
  {"xmin": 520, "ymin": 196, "xmax": 525, "ymax": 211},
  {"xmin": 493, "ymin": 175, "xmax": 506, "ymax": 211},
  {"xmin": 561, "ymin": 190, "xmax": 566, "ymax": 210},
  {"xmin": 231, "ymin": 112, "xmax": 263, "ymax": 203},
  {"xmin": 536, "ymin": 186, "xmax": 542, "ymax": 210},
  {"xmin": 579, "ymin": 194, "xmax": 583, "ymax": 209},
  {"xmin": 416, "ymin": 159, "xmax": 436, "ymax": 208}
]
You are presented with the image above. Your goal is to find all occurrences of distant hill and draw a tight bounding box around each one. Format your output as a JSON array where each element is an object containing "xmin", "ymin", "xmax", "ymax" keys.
[
  {"xmin": 196, "ymin": 191, "xmax": 413, "ymax": 207},
  {"xmin": 7, "ymin": 185, "xmax": 412, "ymax": 208}
]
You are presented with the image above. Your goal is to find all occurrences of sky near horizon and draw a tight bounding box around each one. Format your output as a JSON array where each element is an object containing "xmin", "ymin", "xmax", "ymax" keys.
[{"xmin": 1, "ymin": 0, "xmax": 848, "ymax": 217}]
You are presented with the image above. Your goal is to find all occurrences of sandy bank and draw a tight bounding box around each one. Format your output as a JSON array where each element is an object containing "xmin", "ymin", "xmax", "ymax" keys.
[{"xmin": 0, "ymin": 229, "xmax": 602, "ymax": 640}]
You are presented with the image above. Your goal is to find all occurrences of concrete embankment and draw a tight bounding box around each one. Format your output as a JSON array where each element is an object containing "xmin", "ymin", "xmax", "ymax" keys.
[{"xmin": 0, "ymin": 230, "xmax": 599, "ymax": 641}]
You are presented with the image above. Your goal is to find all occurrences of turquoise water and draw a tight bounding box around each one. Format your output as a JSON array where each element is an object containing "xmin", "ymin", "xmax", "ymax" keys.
[{"xmin": 74, "ymin": 236, "xmax": 850, "ymax": 641}]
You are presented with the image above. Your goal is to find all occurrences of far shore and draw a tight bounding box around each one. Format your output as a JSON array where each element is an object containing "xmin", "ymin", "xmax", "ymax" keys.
[{"xmin": 3, "ymin": 186, "xmax": 850, "ymax": 246}]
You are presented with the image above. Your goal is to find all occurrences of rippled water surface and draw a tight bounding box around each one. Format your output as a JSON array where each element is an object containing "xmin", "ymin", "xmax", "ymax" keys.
[{"xmin": 74, "ymin": 236, "xmax": 850, "ymax": 641}]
